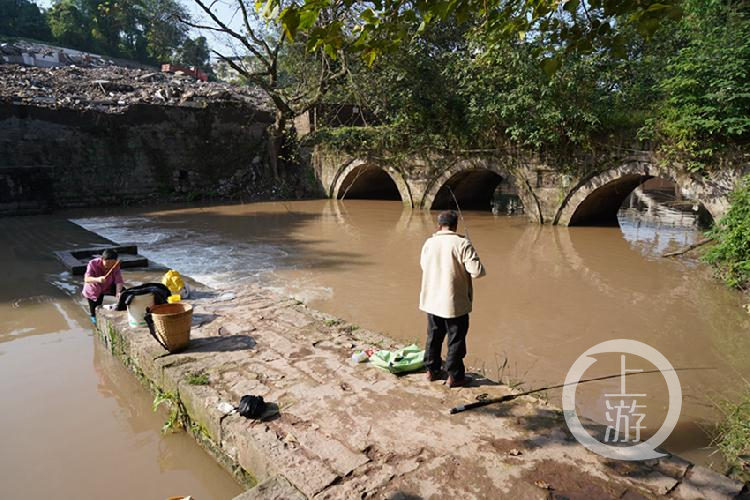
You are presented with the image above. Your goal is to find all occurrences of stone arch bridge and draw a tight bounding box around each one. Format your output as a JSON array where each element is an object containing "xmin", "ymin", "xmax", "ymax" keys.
[{"xmin": 312, "ymin": 148, "xmax": 747, "ymax": 225}]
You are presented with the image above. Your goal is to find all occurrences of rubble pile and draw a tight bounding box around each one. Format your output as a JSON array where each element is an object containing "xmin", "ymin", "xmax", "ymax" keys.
[
  {"xmin": 0, "ymin": 64, "xmax": 271, "ymax": 113},
  {"xmin": 0, "ymin": 40, "xmax": 135, "ymax": 69}
]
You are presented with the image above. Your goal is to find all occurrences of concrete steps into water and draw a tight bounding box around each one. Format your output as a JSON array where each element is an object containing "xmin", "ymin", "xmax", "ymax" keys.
[{"xmin": 54, "ymin": 244, "xmax": 148, "ymax": 275}]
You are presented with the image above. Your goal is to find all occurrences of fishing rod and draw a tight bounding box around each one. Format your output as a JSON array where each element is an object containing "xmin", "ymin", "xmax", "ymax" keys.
[
  {"xmin": 449, "ymin": 366, "xmax": 715, "ymax": 415},
  {"xmin": 340, "ymin": 166, "xmax": 368, "ymax": 201},
  {"xmin": 102, "ymin": 260, "xmax": 120, "ymax": 281},
  {"xmin": 447, "ymin": 186, "xmax": 469, "ymax": 240}
]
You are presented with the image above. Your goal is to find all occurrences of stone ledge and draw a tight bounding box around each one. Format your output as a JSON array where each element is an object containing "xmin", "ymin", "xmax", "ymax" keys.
[
  {"xmin": 233, "ymin": 476, "xmax": 305, "ymax": 500},
  {"xmin": 95, "ymin": 282, "xmax": 745, "ymax": 499}
]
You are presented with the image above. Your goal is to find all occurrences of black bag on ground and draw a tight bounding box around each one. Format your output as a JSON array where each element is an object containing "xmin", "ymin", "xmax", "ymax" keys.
[
  {"xmin": 239, "ymin": 395, "xmax": 266, "ymax": 419},
  {"xmin": 115, "ymin": 283, "xmax": 172, "ymax": 311}
]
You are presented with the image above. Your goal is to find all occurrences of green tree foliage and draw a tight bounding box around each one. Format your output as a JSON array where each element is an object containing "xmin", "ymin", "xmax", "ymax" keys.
[
  {"xmin": 457, "ymin": 41, "xmax": 608, "ymax": 149},
  {"xmin": 83, "ymin": 0, "xmax": 189, "ymax": 63},
  {"xmin": 642, "ymin": 0, "xmax": 750, "ymax": 171},
  {"xmin": 47, "ymin": 0, "xmax": 93, "ymax": 50},
  {"xmin": 6, "ymin": 0, "xmax": 191, "ymax": 66},
  {"xmin": 321, "ymin": 16, "xmax": 664, "ymax": 153},
  {"xmin": 703, "ymin": 175, "xmax": 750, "ymax": 289},
  {"xmin": 175, "ymin": 35, "xmax": 210, "ymax": 71},
  {"xmin": 140, "ymin": 0, "xmax": 190, "ymax": 63},
  {"xmin": 262, "ymin": 0, "xmax": 682, "ymax": 68},
  {"xmin": 320, "ymin": 21, "xmax": 471, "ymax": 150},
  {"xmin": 302, "ymin": 0, "xmax": 749, "ymax": 169},
  {"xmin": 87, "ymin": 0, "xmax": 123, "ymax": 55},
  {"xmin": 0, "ymin": 0, "xmax": 52, "ymax": 40}
]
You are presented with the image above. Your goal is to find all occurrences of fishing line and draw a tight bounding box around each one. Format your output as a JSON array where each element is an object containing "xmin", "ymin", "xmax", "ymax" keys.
[
  {"xmin": 449, "ymin": 366, "xmax": 716, "ymax": 414},
  {"xmin": 447, "ymin": 186, "xmax": 469, "ymax": 239},
  {"xmin": 340, "ymin": 166, "xmax": 368, "ymax": 201}
]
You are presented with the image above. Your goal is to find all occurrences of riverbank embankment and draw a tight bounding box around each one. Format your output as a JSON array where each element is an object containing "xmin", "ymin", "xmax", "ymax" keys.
[
  {"xmin": 0, "ymin": 65, "xmax": 323, "ymax": 215},
  {"xmin": 96, "ymin": 282, "xmax": 745, "ymax": 499}
]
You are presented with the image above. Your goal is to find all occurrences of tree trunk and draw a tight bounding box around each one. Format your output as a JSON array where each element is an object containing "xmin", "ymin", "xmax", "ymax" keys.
[{"xmin": 267, "ymin": 110, "xmax": 288, "ymax": 180}]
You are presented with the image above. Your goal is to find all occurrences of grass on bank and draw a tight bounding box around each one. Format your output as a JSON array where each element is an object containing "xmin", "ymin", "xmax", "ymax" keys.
[
  {"xmin": 702, "ymin": 175, "xmax": 750, "ymax": 290},
  {"xmin": 698, "ymin": 177, "xmax": 750, "ymax": 479},
  {"xmin": 187, "ymin": 372, "xmax": 210, "ymax": 386},
  {"xmin": 713, "ymin": 384, "xmax": 750, "ymax": 482}
]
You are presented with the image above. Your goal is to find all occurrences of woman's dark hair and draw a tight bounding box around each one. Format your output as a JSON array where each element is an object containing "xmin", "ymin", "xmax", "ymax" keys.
[{"xmin": 101, "ymin": 249, "xmax": 119, "ymax": 260}]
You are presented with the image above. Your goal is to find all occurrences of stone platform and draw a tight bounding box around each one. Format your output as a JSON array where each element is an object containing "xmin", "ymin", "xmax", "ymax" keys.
[{"xmin": 96, "ymin": 283, "xmax": 745, "ymax": 499}]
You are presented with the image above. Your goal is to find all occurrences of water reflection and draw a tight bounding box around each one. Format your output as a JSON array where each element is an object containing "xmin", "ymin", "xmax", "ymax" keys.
[
  {"xmin": 616, "ymin": 179, "xmax": 711, "ymax": 258},
  {"xmin": 618, "ymin": 217, "xmax": 700, "ymax": 258}
]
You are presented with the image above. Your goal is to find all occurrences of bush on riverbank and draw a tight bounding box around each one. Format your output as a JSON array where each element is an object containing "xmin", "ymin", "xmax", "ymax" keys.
[
  {"xmin": 641, "ymin": 1, "xmax": 750, "ymax": 172},
  {"xmin": 702, "ymin": 175, "xmax": 750, "ymax": 289},
  {"xmin": 306, "ymin": 125, "xmax": 456, "ymax": 154},
  {"xmin": 714, "ymin": 386, "xmax": 750, "ymax": 482}
]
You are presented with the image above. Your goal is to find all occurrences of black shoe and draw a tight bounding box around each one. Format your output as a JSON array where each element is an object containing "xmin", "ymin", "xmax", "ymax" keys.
[{"xmin": 447, "ymin": 375, "xmax": 470, "ymax": 388}]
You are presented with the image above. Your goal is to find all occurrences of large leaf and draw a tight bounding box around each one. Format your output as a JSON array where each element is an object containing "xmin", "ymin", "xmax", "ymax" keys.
[
  {"xmin": 280, "ymin": 6, "xmax": 300, "ymax": 40},
  {"xmin": 541, "ymin": 56, "xmax": 561, "ymax": 76}
]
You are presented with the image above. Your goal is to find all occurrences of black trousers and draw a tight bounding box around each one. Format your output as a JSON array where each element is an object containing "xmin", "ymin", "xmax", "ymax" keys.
[
  {"xmin": 424, "ymin": 313, "xmax": 469, "ymax": 380},
  {"xmin": 87, "ymin": 285, "xmax": 116, "ymax": 316}
]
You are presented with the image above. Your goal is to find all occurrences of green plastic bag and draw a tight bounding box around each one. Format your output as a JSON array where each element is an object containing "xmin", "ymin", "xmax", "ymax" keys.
[{"xmin": 369, "ymin": 344, "xmax": 425, "ymax": 374}]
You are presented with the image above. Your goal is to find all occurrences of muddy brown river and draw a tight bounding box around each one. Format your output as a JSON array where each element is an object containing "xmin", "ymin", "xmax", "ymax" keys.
[
  {"xmin": 0, "ymin": 216, "xmax": 243, "ymax": 500},
  {"xmin": 2, "ymin": 199, "xmax": 749, "ymax": 496}
]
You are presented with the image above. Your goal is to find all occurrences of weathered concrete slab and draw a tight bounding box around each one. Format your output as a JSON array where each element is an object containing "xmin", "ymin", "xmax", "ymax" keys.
[
  {"xmin": 233, "ymin": 476, "xmax": 305, "ymax": 500},
  {"xmin": 54, "ymin": 244, "xmax": 148, "ymax": 275},
  {"xmin": 95, "ymin": 282, "xmax": 745, "ymax": 499},
  {"xmin": 673, "ymin": 465, "xmax": 746, "ymax": 500}
]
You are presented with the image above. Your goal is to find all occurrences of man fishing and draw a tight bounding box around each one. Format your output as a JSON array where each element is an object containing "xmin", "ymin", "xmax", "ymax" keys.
[
  {"xmin": 82, "ymin": 248, "xmax": 123, "ymax": 324},
  {"xmin": 420, "ymin": 210, "xmax": 486, "ymax": 388}
]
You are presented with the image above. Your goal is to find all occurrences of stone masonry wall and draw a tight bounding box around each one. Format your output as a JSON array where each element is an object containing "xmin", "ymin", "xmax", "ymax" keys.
[{"xmin": 0, "ymin": 101, "xmax": 273, "ymax": 214}]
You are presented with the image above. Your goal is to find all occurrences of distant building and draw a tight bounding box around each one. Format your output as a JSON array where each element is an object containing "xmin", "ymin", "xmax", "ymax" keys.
[
  {"xmin": 161, "ymin": 64, "xmax": 208, "ymax": 82},
  {"xmin": 212, "ymin": 56, "xmax": 258, "ymax": 84}
]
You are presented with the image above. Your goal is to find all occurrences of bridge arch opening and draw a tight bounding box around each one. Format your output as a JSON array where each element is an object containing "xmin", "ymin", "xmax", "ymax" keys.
[
  {"xmin": 431, "ymin": 169, "xmax": 504, "ymax": 211},
  {"xmin": 337, "ymin": 165, "xmax": 402, "ymax": 201},
  {"xmin": 569, "ymin": 175, "xmax": 713, "ymax": 228}
]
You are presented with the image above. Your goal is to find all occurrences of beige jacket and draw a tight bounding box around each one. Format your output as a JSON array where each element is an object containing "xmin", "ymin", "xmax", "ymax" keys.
[{"xmin": 419, "ymin": 230, "xmax": 486, "ymax": 318}]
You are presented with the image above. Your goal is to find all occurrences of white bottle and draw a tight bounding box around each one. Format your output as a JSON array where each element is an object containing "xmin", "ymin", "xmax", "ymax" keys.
[{"xmin": 352, "ymin": 351, "xmax": 369, "ymax": 363}]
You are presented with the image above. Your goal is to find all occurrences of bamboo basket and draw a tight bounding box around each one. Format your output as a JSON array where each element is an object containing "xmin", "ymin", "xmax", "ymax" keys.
[{"xmin": 149, "ymin": 303, "xmax": 192, "ymax": 352}]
